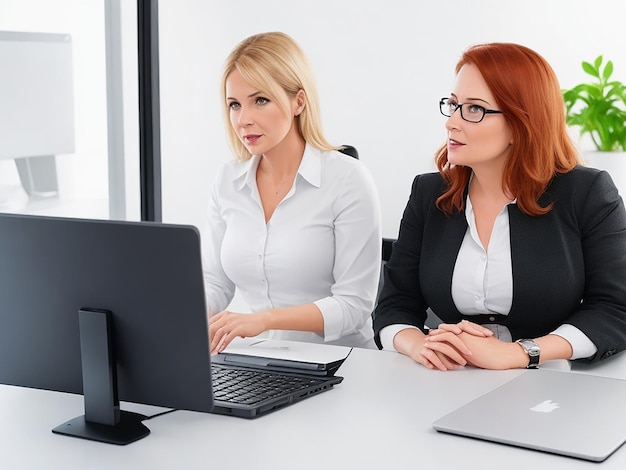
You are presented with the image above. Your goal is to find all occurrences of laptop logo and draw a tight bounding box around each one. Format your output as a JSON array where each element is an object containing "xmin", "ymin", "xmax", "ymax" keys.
[{"xmin": 530, "ymin": 400, "xmax": 559, "ymax": 413}]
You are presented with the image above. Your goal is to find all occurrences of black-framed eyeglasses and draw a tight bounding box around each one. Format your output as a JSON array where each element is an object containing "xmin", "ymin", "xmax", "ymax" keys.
[{"xmin": 439, "ymin": 97, "xmax": 503, "ymax": 123}]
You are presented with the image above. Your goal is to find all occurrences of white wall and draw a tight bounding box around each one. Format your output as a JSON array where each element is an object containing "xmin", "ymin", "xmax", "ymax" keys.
[
  {"xmin": 2, "ymin": 1, "xmax": 625, "ymax": 231},
  {"xmin": 159, "ymin": 0, "xmax": 626, "ymax": 237}
]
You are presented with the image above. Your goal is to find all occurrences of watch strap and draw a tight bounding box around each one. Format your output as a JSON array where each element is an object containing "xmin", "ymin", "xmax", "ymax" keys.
[{"xmin": 516, "ymin": 339, "xmax": 540, "ymax": 369}]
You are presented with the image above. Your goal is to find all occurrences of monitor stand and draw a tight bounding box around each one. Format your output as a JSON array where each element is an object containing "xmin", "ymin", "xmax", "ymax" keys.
[
  {"xmin": 15, "ymin": 155, "xmax": 59, "ymax": 198},
  {"xmin": 52, "ymin": 308, "xmax": 150, "ymax": 445}
]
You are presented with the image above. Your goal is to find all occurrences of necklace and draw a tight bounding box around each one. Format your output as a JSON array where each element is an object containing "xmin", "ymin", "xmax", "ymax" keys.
[
  {"xmin": 257, "ymin": 160, "xmax": 297, "ymax": 197},
  {"xmin": 271, "ymin": 177, "xmax": 293, "ymax": 196},
  {"xmin": 259, "ymin": 170, "xmax": 294, "ymax": 196}
]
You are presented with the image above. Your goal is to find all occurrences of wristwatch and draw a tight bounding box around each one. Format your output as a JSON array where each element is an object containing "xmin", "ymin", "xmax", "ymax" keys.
[{"xmin": 516, "ymin": 339, "xmax": 540, "ymax": 369}]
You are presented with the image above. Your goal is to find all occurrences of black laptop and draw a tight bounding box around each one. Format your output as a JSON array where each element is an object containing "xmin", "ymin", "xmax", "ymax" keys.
[{"xmin": 209, "ymin": 339, "xmax": 349, "ymax": 418}]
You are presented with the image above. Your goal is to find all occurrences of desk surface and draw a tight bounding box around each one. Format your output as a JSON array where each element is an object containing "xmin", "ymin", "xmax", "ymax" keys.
[{"xmin": 3, "ymin": 348, "xmax": 626, "ymax": 470}]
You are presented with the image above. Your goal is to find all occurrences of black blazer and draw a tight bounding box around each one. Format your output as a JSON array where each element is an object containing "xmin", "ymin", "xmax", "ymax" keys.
[{"xmin": 373, "ymin": 166, "xmax": 626, "ymax": 363}]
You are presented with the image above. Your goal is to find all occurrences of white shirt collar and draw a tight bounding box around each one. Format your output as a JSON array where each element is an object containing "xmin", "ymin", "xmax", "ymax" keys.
[{"xmin": 231, "ymin": 144, "xmax": 322, "ymax": 192}]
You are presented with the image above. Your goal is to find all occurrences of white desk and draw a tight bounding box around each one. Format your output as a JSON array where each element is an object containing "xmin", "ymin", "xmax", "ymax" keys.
[{"xmin": 2, "ymin": 348, "xmax": 626, "ymax": 469}]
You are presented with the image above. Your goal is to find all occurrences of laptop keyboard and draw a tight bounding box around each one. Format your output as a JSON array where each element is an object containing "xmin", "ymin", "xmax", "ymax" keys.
[{"xmin": 211, "ymin": 364, "xmax": 326, "ymax": 405}]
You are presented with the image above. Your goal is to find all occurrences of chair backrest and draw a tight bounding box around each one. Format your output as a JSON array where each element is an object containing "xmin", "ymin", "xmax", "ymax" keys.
[
  {"xmin": 338, "ymin": 145, "xmax": 359, "ymax": 159},
  {"xmin": 374, "ymin": 237, "xmax": 442, "ymax": 328},
  {"xmin": 376, "ymin": 238, "xmax": 396, "ymax": 305}
]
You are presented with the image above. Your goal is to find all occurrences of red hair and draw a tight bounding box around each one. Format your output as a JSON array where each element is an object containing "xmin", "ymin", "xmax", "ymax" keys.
[{"xmin": 435, "ymin": 43, "xmax": 581, "ymax": 216}]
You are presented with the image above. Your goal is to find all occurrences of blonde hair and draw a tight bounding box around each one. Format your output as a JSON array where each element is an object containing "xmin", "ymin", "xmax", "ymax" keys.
[{"xmin": 220, "ymin": 32, "xmax": 338, "ymax": 161}]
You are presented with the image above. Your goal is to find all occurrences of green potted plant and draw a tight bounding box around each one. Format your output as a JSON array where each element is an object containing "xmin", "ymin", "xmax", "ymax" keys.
[
  {"xmin": 563, "ymin": 55, "xmax": 626, "ymax": 151},
  {"xmin": 562, "ymin": 55, "xmax": 626, "ymax": 194}
]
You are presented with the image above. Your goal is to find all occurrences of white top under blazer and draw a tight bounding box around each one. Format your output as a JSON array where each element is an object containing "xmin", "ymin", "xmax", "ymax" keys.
[{"xmin": 380, "ymin": 195, "xmax": 597, "ymax": 359}]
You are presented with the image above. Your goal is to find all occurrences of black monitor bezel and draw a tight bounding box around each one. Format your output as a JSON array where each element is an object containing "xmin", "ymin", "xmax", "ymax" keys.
[{"xmin": 0, "ymin": 213, "xmax": 214, "ymax": 443}]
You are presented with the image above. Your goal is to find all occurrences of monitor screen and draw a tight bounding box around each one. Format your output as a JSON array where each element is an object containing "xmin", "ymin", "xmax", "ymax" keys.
[
  {"xmin": 0, "ymin": 213, "xmax": 213, "ymax": 444},
  {"xmin": 0, "ymin": 31, "xmax": 75, "ymax": 160}
]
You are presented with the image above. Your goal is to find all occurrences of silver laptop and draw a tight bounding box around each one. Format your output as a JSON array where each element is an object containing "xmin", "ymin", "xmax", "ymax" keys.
[{"xmin": 433, "ymin": 369, "xmax": 626, "ymax": 462}]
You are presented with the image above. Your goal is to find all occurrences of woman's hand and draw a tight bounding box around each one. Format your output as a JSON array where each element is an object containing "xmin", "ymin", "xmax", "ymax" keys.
[
  {"xmin": 411, "ymin": 320, "xmax": 492, "ymax": 370},
  {"xmin": 428, "ymin": 320, "xmax": 494, "ymax": 338},
  {"xmin": 208, "ymin": 310, "xmax": 269, "ymax": 355},
  {"xmin": 412, "ymin": 335, "xmax": 471, "ymax": 371},
  {"xmin": 394, "ymin": 328, "xmax": 473, "ymax": 371},
  {"xmin": 455, "ymin": 333, "xmax": 528, "ymax": 370},
  {"xmin": 426, "ymin": 321, "xmax": 526, "ymax": 369}
]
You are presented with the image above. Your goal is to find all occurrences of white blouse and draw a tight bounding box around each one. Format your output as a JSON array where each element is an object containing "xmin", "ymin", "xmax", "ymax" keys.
[
  {"xmin": 202, "ymin": 145, "xmax": 382, "ymax": 348},
  {"xmin": 381, "ymin": 196, "xmax": 597, "ymax": 360}
]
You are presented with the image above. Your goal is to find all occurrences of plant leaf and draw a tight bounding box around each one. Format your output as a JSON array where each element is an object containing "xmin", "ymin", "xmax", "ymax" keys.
[
  {"xmin": 563, "ymin": 55, "xmax": 626, "ymax": 151},
  {"xmin": 594, "ymin": 55, "xmax": 603, "ymax": 69},
  {"xmin": 603, "ymin": 60, "xmax": 614, "ymax": 82},
  {"xmin": 582, "ymin": 60, "xmax": 599, "ymax": 78}
]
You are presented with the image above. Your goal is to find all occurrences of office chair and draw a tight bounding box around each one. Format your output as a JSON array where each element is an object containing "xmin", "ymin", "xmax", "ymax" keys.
[
  {"xmin": 376, "ymin": 238, "xmax": 395, "ymax": 305},
  {"xmin": 374, "ymin": 237, "xmax": 442, "ymax": 329},
  {"xmin": 338, "ymin": 145, "xmax": 359, "ymax": 159}
]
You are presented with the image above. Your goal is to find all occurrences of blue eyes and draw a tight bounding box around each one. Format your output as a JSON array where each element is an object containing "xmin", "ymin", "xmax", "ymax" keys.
[
  {"xmin": 466, "ymin": 104, "xmax": 483, "ymax": 115},
  {"xmin": 439, "ymin": 97, "xmax": 502, "ymax": 123},
  {"xmin": 448, "ymin": 101, "xmax": 484, "ymax": 116},
  {"xmin": 228, "ymin": 96, "xmax": 270, "ymax": 111}
]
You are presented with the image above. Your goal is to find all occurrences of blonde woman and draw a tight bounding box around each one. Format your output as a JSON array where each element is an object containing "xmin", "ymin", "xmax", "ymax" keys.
[{"xmin": 203, "ymin": 32, "xmax": 381, "ymax": 352}]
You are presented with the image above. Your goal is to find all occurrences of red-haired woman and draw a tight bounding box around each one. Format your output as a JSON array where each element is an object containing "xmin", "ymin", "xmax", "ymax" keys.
[{"xmin": 373, "ymin": 43, "xmax": 626, "ymax": 370}]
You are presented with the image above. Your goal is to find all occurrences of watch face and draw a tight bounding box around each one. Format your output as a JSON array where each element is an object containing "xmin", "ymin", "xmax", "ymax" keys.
[
  {"xmin": 520, "ymin": 339, "xmax": 539, "ymax": 354},
  {"xmin": 518, "ymin": 339, "xmax": 540, "ymax": 368}
]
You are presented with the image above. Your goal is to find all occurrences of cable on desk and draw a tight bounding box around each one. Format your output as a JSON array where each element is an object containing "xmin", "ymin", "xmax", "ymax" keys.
[{"xmin": 142, "ymin": 408, "xmax": 178, "ymax": 420}]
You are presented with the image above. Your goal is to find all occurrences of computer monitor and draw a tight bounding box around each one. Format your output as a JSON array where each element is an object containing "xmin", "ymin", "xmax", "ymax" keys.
[
  {"xmin": 0, "ymin": 31, "xmax": 75, "ymax": 199},
  {"xmin": 0, "ymin": 213, "xmax": 213, "ymax": 444},
  {"xmin": 0, "ymin": 31, "xmax": 74, "ymax": 160}
]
